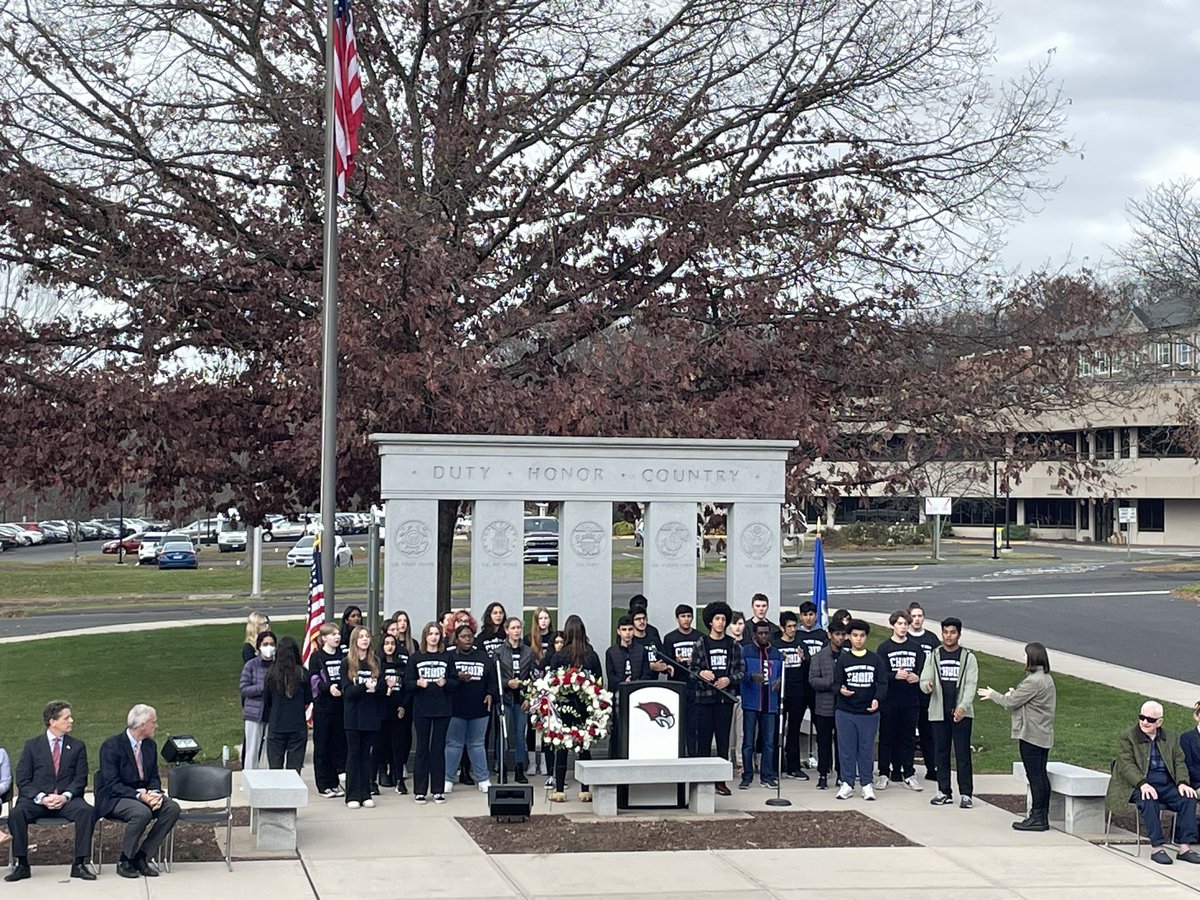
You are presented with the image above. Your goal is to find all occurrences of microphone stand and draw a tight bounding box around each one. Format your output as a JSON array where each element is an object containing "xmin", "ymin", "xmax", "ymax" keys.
[
  {"xmin": 765, "ymin": 656, "xmax": 790, "ymax": 807},
  {"xmin": 495, "ymin": 656, "xmax": 508, "ymax": 785}
]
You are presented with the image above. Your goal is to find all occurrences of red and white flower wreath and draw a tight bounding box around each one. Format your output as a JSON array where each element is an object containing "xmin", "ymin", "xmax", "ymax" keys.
[{"xmin": 528, "ymin": 666, "xmax": 613, "ymax": 751}]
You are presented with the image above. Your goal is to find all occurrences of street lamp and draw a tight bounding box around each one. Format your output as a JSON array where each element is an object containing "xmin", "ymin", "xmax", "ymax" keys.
[{"xmin": 991, "ymin": 458, "xmax": 999, "ymax": 560}]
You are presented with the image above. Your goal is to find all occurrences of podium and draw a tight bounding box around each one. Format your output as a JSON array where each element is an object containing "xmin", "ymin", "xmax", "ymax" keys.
[{"xmin": 615, "ymin": 680, "xmax": 687, "ymax": 809}]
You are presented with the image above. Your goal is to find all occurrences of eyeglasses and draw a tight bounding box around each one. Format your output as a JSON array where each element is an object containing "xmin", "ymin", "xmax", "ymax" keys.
[{"xmin": 1139, "ymin": 715, "xmax": 1162, "ymax": 723}]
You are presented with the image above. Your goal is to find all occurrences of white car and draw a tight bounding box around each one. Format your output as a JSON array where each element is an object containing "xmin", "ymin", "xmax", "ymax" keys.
[
  {"xmin": 217, "ymin": 527, "xmax": 248, "ymax": 552},
  {"xmin": 138, "ymin": 532, "xmax": 194, "ymax": 564},
  {"xmin": 263, "ymin": 515, "xmax": 313, "ymax": 542},
  {"xmin": 286, "ymin": 535, "xmax": 352, "ymax": 568}
]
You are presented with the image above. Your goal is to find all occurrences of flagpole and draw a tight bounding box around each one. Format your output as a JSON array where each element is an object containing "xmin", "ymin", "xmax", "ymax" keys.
[{"xmin": 318, "ymin": 0, "xmax": 339, "ymax": 618}]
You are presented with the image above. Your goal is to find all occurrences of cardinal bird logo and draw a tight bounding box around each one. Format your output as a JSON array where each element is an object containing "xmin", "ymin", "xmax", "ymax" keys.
[{"xmin": 636, "ymin": 701, "xmax": 676, "ymax": 728}]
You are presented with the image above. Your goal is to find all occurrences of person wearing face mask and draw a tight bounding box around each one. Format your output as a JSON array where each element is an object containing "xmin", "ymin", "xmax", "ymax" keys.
[
  {"xmin": 239, "ymin": 630, "xmax": 276, "ymax": 771},
  {"xmin": 340, "ymin": 626, "xmax": 383, "ymax": 809},
  {"xmin": 307, "ymin": 623, "xmax": 346, "ymax": 798}
]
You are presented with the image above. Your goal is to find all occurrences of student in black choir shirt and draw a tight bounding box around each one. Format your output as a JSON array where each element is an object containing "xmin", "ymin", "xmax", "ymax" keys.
[
  {"xmin": 477, "ymin": 602, "xmax": 507, "ymax": 658},
  {"xmin": 691, "ymin": 601, "xmax": 745, "ymax": 796},
  {"xmin": 307, "ymin": 624, "xmax": 346, "ymax": 797},
  {"xmin": 403, "ymin": 622, "xmax": 457, "ymax": 804},
  {"xmin": 339, "ymin": 605, "xmax": 363, "ymax": 648},
  {"xmin": 264, "ymin": 636, "xmax": 308, "ymax": 772},
  {"xmin": 340, "ymin": 626, "xmax": 383, "ymax": 809},
  {"xmin": 875, "ymin": 610, "xmax": 925, "ymax": 792},
  {"xmin": 606, "ymin": 616, "xmax": 650, "ymax": 686},
  {"xmin": 377, "ymin": 632, "xmax": 411, "ymax": 793},
  {"xmin": 906, "ymin": 601, "xmax": 940, "ymax": 781},
  {"xmin": 547, "ymin": 615, "xmax": 603, "ymax": 803},
  {"xmin": 444, "ymin": 625, "xmax": 497, "ymax": 796},
  {"xmin": 630, "ymin": 605, "xmax": 669, "ymax": 679},
  {"xmin": 662, "ymin": 604, "xmax": 697, "ymax": 753},
  {"xmin": 833, "ymin": 619, "xmax": 888, "ymax": 801},
  {"xmin": 773, "ymin": 612, "xmax": 810, "ymax": 781}
]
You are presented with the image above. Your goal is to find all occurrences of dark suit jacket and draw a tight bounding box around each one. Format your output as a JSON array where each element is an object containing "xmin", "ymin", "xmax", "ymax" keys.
[
  {"xmin": 15, "ymin": 733, "xmax": 88, "ymax": 802},
  {"xmin": 95, "ymin": 732, "xmax": 163, "ymax": 819}
]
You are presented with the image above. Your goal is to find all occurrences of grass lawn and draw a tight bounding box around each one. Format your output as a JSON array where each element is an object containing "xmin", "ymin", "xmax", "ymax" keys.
[{"xmin": 0, "ymin": 622, "xmax": 1187, "ymax": 778}]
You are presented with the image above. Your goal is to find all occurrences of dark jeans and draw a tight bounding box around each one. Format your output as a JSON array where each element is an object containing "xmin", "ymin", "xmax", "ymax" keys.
[
  {"xmin": 9, "ymin": 796, "xmax": 95, "ymax": 858},
  {"xmin": 878, "ymin": 703, "xmax": 918, "ymax": 780},
  {"xmin": 379, "ymin": 714, "xmax": 412, "ymax": 782},
  {"xmin": 1133, "ymin": 781, "xmax": 1199, "ymax": 847},
  {"xmin": 344, "ymin": 728, "xmax": 377, "ymax": 803},
  {"xmin": 781, "ymin": 693, "xmax": 805, "ymax": 771},
  {"xmin": 312, "ymin": 703, "xmax": 346, "ymax": 792},
  {"xmin": 932, "ymin": 716, "xmax": 974, "ymax": 797},
  {"xmin": 685, "ymin": 695, "xmax": 699, "ymax": 757},
  {"xmin": 413, "ymin": 715, "xmax": 449, "ymax": 796},
  {"xmin": 554, "ymin": 748, "xmax": 592, "ymax": 793},
  {"xmin": 916, "ymin": 697, "xmax": 936, "ymax": 773},
  {"xmin": 1019, "ymin": 740, "xmax": 1050, "ymax": 815},
  {"xmin": 696, "ymin": 702, "xmax": 734, "ymax": 762},
  {"xmin": 813, "ymin": 712, "xmax": 838, "ymax": 780},
  {"xmin": 834, "ymin": 709, "xmax": 879, "ymax": 787},
  {"xmin": 742, "ymin": 710, "xmax": 778, "ymax": 781},
  {"xmin": 107, "ymin": 796, "xmax": 181, "ymax": 860},
  {"xmin": 267, "ymin": 729, "xmax": 308, "ymax": 772}
]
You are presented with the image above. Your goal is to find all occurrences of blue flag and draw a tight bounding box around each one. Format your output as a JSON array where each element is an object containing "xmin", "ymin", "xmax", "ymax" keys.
[{"xmin": 812, "ymin": 534, "xmax": 828, "ymax": 629}]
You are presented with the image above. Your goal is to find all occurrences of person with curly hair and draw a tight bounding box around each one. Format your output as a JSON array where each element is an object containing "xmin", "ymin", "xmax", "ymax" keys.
[{"xmin": 691, "ymin": 601, "xmax": 745, "ymax": 796}]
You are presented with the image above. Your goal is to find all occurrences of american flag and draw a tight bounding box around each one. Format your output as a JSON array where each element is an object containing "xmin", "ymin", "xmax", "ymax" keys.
[
  {"xmin": 333, "ymin": 0, "xmax": 364, "ymax": 198},
  {"xmin": 303, "ymin": 532, "xmax": 326, "ymax": 668}
]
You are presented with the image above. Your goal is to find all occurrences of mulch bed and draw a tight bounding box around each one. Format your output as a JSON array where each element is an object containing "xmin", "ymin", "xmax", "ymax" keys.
[
  {"xmin": 20, "ymin": 806, "xmax": 250, "ymax": 866},
  {"xmin": 457, "ymin": 810, "xmax": 915, "ymax": 854},
  {"xmin": 977, "ymin": 794, "xmax": 1025, "ymax": 815}
]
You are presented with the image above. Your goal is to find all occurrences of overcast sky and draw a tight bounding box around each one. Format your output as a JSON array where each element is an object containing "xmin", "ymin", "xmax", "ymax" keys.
[{"xmin": 990, "ymin": 0, "xmax": 1200, "ymax": 274}]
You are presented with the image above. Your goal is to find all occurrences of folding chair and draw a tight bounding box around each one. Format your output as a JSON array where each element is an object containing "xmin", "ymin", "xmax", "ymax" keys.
[
  {"xmin": 1104, "ymin": 758, "xmax": 1177, "ymax": 857},
  {"xmin": 165, "ymin": 765, "xmax": 233, "ymax": 872},
  {"xmin": 2, "ymin": 786, "xmax": 78, "ymax": 870}
]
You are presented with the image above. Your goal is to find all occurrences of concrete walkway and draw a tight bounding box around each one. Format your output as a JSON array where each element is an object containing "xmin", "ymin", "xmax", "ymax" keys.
[{"xmin": 5, "ymin": 619, "xmax": 1200, "ymax": 897}]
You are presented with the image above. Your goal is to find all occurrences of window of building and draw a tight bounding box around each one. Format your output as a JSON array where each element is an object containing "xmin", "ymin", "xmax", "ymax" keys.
[
  {"xmin": 1078, "ymin": 354, "xmax": 1092, "ymax": 377},
  {"xmin": 1024, "ymin": 499, "xmax": 1077, "ymax": 528},
  {"xmin": 833, "ymin": 497, "xmax": 920, "ymax": 525},
  {"xmin": 1155, "ymin": 342, "xmax": 1172, "ymax": 366},
  {"xmin": 1093, "ymin": 429, "xmax": 1116, "ymax": 460},
  {"xmin": 1017, "ymin": 431, "xmax": 1080, "ymax": 461},
  {"xmin": 947, "ymin": 498, "xmax": 1017, "ymax": 526},
  {"xmin": 1137, "ymin": 499, "xmax": 1165, "ymax": 532},
  {"xmin": 1095, "ymin": 353, "xmax": 1111, "ymax": 376},
  {"xmin": 1176, "ymin": 339, "xmax": 1193, "ymax": 367},
  {"xmin": 1139, "ymin": 426, "xmax": 1191, "ymax": 458}
]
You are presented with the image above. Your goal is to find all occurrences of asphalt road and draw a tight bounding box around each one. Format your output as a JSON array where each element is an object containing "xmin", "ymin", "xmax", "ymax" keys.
[{"xmin": 5, "ymin": 543, "xmax": 1198, "ymax": 685}]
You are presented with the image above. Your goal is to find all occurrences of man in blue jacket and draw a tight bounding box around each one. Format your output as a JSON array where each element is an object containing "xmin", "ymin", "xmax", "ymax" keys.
[{"xmin": 740, "ymin": 621, "xmax": 783, "ymax": 789}]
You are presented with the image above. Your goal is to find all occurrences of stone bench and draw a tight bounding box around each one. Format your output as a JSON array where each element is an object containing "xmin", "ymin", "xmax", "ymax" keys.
[
  {"xmin": 241, "ymin": 769, "xmax": 309, "ymax": 850},
  {"xmin": 573, "ymin": 758, "xmax": 733, "ymax": 817},
  {"xmin": 1013, "ymin": 761, "xmax": 1110, "ymax": 834}
]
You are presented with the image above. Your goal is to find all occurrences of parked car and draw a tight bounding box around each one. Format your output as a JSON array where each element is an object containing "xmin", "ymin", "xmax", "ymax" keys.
[
  {"xmin": 6, "ymin": 524, "xmax": 43, "ymax": 545},
  {"xmin": 0, "ymin": 524, "xmax": 32, "ymax": 547},
  {"xmin": 157, "ymin": 541, "xmax": 198, "ymax": 570},
  {"xmin": 138, "ymin": 532, "xmax": 193, "ymax": 564},
  {"xmin": 455, "ymin": 514, "xmax": 472, "ymax": 537},
  {"xmin": 102, "ymin": 532, "xmax": 144, "ymax": 554},
  {"xmin": 286, "ymin": 535, "xmax": 352, "ymax": 568},
  {"xmin": 263, "ymin": 515, "xmax": 310, "ymax": 542},
  {"xmin": 523, "ymin": 516, "xmax": 559, "ymax": 565},
  {"xmin": 177, "ymin": 518, "xmax": 221, "ymax": 544},
  {"xmin": 36, "ymin": 521, "xmax": 70, "ymax": 543},
  {"xmin": 217, "ymin": 525, "xmax": 248, "ymax": 553}
]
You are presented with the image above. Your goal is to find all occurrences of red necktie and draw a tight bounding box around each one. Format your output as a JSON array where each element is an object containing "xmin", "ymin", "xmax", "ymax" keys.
[
  {"xmin": 52, "ymin": 738, "xmax": 61, "ymax": 774},
  {"xmin": 134, "ymin": 742, "xmax": 144, "ymax": 780}
]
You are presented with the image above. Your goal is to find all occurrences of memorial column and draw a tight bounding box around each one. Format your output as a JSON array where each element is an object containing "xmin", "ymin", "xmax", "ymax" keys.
[
  {"xmin": 725, "ymin": 502, "xmax": 781, "ymax": 610},
  {"xmin": 383, "ymin": 499, "xmax": 439, "ymax": 629},
  {"xmin": 557, "ymin": 501, "xmax": 614, "ymax": 649},
  {"xmin": 642, "ymin": 501, "xmax": 698, "ymax": 616},
  {"xmin": 470, "ymin": 500, "xmax": 526, "ymax": 614}
]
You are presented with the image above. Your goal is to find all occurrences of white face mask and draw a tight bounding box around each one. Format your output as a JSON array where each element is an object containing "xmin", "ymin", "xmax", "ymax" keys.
[{"xmin": 260, "ymin": 645, "xmax": 276, "ymax": 660}]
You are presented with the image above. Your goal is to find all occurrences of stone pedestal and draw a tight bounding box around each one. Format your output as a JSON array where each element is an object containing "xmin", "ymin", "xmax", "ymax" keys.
[
  {"xmin": 242, "ymin": 769, "xmax": 309, "ymax": 851},
  {"xmin": 470, "ymin": 500, "xmax": 525, "ymax": 612},
  {"xmin": 558, "ymin": 500, "xmax": 613, "ymax": 647},
  {"xmin": 725, "ymin": 502, "xmax": 781, "ymax": 609},
  {"xmin": 642, "ymin": 501, "xmax": 697, "ymax": 615},
  {"xmin": 384, "ymin": 499, "xmax": 439, "ymax": 629}
]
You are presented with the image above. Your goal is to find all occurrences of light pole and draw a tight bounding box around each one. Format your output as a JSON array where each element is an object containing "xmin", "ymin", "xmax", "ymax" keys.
[{"xmin": 991, "ymin": 458, "xmax": 999, "ymax": 560}]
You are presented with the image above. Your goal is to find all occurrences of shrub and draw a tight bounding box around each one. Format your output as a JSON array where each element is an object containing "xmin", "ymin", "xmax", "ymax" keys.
[
  {"xmin": 1004, "ymin": 524, "xmax": 1030, "ymax": 540},
  {"xmin": 612, "ymin": 521, "xmax": 634, "ymax": 536}
]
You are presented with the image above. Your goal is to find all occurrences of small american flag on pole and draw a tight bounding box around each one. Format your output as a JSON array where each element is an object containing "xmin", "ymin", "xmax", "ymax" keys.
[
  {"xmin": 333, "ymin": 0, "xmax": 364, "ymax": 198},
  {"xmin": 302, "ymin": 533, "xmax": 326, "ymax": 724}
]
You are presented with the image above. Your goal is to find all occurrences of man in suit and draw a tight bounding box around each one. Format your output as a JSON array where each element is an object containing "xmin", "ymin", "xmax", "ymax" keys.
[
  {"xmin": 95, "ymin": 704, "xmax": 181, "ymax": 878},
  {"xmin": 6, "ymin": 699, "xmax": 97, "ymax": 881}
]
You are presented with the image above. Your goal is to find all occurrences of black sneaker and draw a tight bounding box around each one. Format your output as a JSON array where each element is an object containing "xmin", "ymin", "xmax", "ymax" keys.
[
  {"xmin": 738, "ymin": 778, "xmax": 753, "ymax": 790},
  {"xmin": 924, "ymin": 770, "xmax": 938, "ymax": 781},
  {"xmin": 817, "ymin": 774, "xmax": 828, "ymax": 790},
  {"xmin": 762, "ymin": 778, "xmax": 779, "ymax": 789},
  {"xmin": 930, "ymin": 793, "xmax": 954, "ymax": 806},
  {"xmin": 414, "ymin": 794, "xmax": 427, "ymax": 804},
  {"xmin": 433, "ymin": 793, "xmax": 447, "ymax": 804},
  {"xmin": 786, "ymin": 769, "xmax": 810, "ymax": 781}
]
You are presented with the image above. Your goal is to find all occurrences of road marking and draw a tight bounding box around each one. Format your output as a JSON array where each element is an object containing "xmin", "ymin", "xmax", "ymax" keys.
[
  {"xmin": 797, "ymin": 586, "xmax": 930, "ymax": 597},
  {"xmin": 985, "ymin": 590, "xmax": 1172, "ymax": 600}
]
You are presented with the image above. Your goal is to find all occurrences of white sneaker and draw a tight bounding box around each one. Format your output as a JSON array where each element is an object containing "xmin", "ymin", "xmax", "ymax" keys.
[
  {"xmin": 903, "ymin": 775, "xmax": 924, "ymax": 792},
  {"xmin": 538, "ymin": 759, "xmax": 548, "ymax": 776},
  {"xmin": 362, "ymin": 798, "xmax": 375, "ymax": 808},
  {"xmin": 874, "ymin": 775, "xmax": 889, "ymax": 790},
  {"xmin": 836, "ymin": 782, "xmax": 854, "ymax": 800},
  {"xmin": 477, "ymin": 780, "xmax": 491, "ymax": 793},
  {"xmin": 862, "ymin": 783, "xmax": 876, "ymax": 801},
  {"xmin": 346, "ymin": 800, "xmax": 361, "ymax": 809},
  {"xmin": 444, "ymin": 780, "xmax": 454, "ymax": 794}
]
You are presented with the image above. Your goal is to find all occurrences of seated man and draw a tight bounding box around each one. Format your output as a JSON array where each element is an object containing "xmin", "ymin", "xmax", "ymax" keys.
[
  {"xmin": 1105, "ymin": 700, "xmax": 1200, "ymax": 865},
  {"xmin": 95, "ymin": 704, "xmax": 182, "ymax": 878},
  {"xmin": 6, "ymin": 700, "xmax": 96, "ymax": 882}
]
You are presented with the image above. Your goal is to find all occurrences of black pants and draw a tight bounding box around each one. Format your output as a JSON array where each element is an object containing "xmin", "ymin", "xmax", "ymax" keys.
[
  {"xmin": 267, "ymin": 729, "xmax": 308, "ymax": 772},
  {"xmin": 107, "ymin": 796, "xmax": 181, "ymax": 860},
  {"xmin": 878, "ymin": 704, "xmax": 918, "ymax": 780},
  {"xmin": 9, "ymin": 796, "xmax": 95, "ymax": 858},
  {"xmin": 916, "ymin": 698, "xmax": 936, "ymax": 774},
  {"xmin": 312, "ymin": 704, "xmax": 346, "ymax": 792},
  {"xmin": 782, "ymin": 692, "xmax": 807, "ymax": 771},
  {"xmin": 553, "ymin": 748, "xmax": 592, "ymax": 793},
  {"xmin": 413, "ymin": 715, "xmax": 449, "ymax": 796},
  {"xmin": 696, "ymin": 702, "xmax": 734, "ymax": 762},
  {"xmin": 812, "ymin": 712, "xmax": 839, "ymax": 780},
  {"xmin": 932, "ymin": 716, "xmax": 974, "ymax": 798},
  {"xmin": 684, "ymin": 693, "xmax": 699, "ymax": 756},
  {"xmin": 379, "ymin": 714, "xmax": 412, "ymax": 782},
  {"xmin": 344, "ymin": 728, "xmax": 377, "ymax": 803},
  {"xmin": 1019, "ymin": 739, "xmax": 1051, "ymax": 815}
]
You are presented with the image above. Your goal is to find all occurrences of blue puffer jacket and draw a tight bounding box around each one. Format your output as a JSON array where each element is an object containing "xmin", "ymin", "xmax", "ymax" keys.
[{"xmin": 240, "ymin": 656, "xmax": 271, "ymax": 722}]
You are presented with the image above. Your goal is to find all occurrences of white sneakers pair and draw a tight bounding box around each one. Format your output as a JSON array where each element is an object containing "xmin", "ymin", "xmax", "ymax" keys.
[{"xmin": 836, "ymin": 782, "xmax": 876, "ymax": 800}]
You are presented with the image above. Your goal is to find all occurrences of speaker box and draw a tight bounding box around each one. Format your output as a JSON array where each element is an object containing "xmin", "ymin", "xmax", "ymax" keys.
[{"xmin": 487, "ymin": 784, "xmax": 534, "ymax": 821}]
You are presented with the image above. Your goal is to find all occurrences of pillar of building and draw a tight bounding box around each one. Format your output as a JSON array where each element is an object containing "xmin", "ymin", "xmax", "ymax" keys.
[
  {"xmin": 725, "ymin": 502, "xmax": 782, "ymax": 611},
  {"xmin": 642, "ymin": 501, "xmax": 699, "ymax": 620},
  {"xmin": 557, "ymin": 501, "xmax": 614, "ymax": 648},
  {"xmin": 383, "ymin": 499, "xmax": 439, "ymax": 628},
  {"xmin": 469, "ymin": 500, "xmax": 526, "ymax": 614}
]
